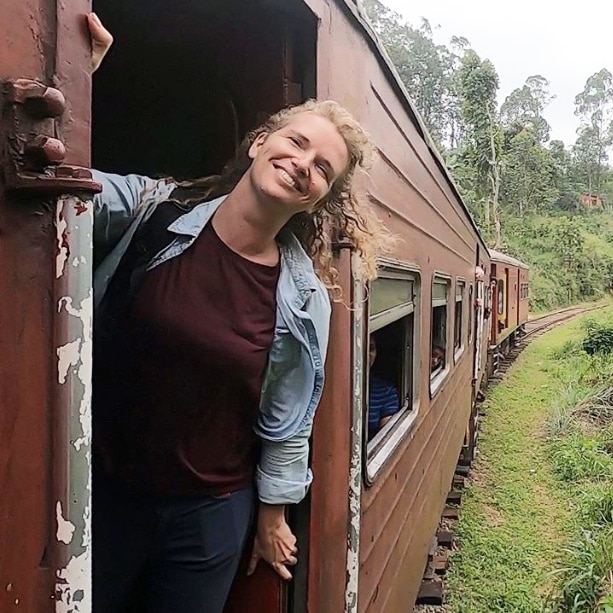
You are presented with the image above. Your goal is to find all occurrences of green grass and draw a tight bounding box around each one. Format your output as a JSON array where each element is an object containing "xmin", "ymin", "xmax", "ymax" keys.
[{"xmin": 446, "ymin": 308, "xmax": 613, "ymax": 612}]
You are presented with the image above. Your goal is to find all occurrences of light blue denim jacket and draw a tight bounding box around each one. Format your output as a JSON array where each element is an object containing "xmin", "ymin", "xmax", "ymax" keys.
[{"xmin": 92, "ymin": 171, "xmax": 331, "ymax": 504}]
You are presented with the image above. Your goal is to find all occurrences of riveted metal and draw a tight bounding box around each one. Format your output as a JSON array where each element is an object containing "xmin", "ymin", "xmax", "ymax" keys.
[
  {"xmin": 1, "ymin": 79, "xmax": 100, "ymax": 196},
  {"xmin": 6, "ymin": 79, "xmax": 66, "ymax": 118},
  {"xmin": 25, "ymin": 136, "xmax": 67, "ymax": 167}
]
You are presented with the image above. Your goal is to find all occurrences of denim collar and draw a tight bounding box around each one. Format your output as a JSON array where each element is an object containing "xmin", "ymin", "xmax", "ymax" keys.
[{"xmin": 167, "ymin": 195, "xmax": 321, "ymax": 296}]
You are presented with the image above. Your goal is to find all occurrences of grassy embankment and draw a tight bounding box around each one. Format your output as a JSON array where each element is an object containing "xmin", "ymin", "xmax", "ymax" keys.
[{"xmin": 446, "ymin": 304, "xmax": 613, "ymax": 613}]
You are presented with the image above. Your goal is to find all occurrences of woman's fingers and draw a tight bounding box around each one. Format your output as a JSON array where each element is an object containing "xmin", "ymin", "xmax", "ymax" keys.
[
  {"xmin": 273, "ymin": 562, "xmax": 293, "ymax": 581},
  {"xmin": 86, "ymin": 12, "xmax": 113, "ymax": 71}
]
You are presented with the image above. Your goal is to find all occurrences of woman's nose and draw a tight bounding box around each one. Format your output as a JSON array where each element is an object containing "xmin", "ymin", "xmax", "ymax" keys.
[{"xmin": 292, "ymin": 154, "xmax": 311, "ymax": 177}]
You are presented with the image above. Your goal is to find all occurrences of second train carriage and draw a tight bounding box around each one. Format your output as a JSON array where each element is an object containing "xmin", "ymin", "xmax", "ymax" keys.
[
  {"xmin": 0, "ymin": 0, "xmax": 525, "ymax": 610},
  {"xmin": 488, "ymin": 249, "xmax": 530, "ymax": 371}
]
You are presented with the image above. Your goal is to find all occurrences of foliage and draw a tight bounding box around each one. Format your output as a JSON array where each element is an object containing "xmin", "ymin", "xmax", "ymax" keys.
[
  {"xmin": 455, "ymin": 50, "xmax": 503, "ymax": 245},
  {"xmin": 550, "ymin": 434, "xmax": 613, "ymax": 482},
  {"xmin": 583, "ymin": 317, "xmax": 613, "ymax": 355},
  {"xmin": 544, "ymin": 312, "xmax": 613, "ymax": 612},
  {"xmin": 361, "ymin": 1, "xmax": 613, "ymax": 309},
  {"xmin": 547, "ymin": 528, "xmax": 613, "ymax": 613},
  {"xmin": 500, "ymin": 75, "xmax": 554, "ymax": 143}
]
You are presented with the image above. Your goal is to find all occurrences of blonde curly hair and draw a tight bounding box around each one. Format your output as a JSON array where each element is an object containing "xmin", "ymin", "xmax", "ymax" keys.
[{"xmin": 179, "ymin": 99, "xmax": 392, "ymax": 290}]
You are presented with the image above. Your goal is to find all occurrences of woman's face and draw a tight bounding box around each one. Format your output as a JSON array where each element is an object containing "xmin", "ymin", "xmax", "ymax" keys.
[{"xmin": 247, "ymin": 112, "xmax": 350, "ymax": 215}]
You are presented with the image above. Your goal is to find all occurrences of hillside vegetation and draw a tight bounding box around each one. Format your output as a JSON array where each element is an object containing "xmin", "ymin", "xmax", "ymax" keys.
[{"xmin": 363, "ymin": 1, "xmax": 613, "ymax": 310}]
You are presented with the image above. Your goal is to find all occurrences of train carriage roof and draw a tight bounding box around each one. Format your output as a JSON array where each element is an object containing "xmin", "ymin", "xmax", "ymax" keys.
[
  {"xmin": 339, "ymin": 0, "xmax": 490, "ymax": 254},
  {"xmin": 489, "ymin": 249, "xmax": 529, "ymax": 270}
]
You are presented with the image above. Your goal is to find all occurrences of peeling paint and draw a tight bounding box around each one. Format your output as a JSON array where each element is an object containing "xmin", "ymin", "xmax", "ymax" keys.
[
  {"xmin": 55, "ymin": 550, "xmax": 91, "ymax": 613},
  {"xmin": 55, "ymin": 204, "xmax": 69, "ymax": 279},
  {"xmin": 55, "ymin": 501, "xmax": 75, "ymax": 545},
  {"xmin": 73, "ymin": 201, "xmax": 87, "ymax": 216},
  {"xmin": 53, "ymin": 196, "xmax": 94, "ymax": 613},
  {"xmin": 57, "ymin": 339, "xmax": 81, "ymax": 384},
  {"xmin": 57, "ymin": 293, "xmax": 93, "ymax": 451},
  {"xmin": 345, "ymin": 257, "xmax": 364, "ymax": 613}
]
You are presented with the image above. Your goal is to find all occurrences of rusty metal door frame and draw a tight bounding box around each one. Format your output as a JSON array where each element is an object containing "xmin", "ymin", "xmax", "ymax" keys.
[{"xmin": 1, "ymin": 2, "xmax": 99, "ymax": 610}]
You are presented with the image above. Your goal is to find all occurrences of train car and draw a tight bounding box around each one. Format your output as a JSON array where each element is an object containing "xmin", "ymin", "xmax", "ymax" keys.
[
  {"xmin": 1, "ymin": 0, "xmax": 495, "ymax": 611},
  {"xmin": 489, "ymin": 249, "xmax": 530, "ymax": 365}
]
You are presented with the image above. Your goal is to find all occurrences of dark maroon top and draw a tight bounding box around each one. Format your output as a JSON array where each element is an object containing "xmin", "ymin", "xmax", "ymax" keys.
[{"xmin": 108, "ymin": 222, "xmax": 280, "ymax": 495}]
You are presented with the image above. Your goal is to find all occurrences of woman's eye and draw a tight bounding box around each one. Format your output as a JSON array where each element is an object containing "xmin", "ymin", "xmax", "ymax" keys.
[
  {"xmin": 289, "ymin": 136, "xmax": 301, "ymax": 146},
  {"xmin": 316, "ymin": 163, "xmax": 329, "ymax": 180}
]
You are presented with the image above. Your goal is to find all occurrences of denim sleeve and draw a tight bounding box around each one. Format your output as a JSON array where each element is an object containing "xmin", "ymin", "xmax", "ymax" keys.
[
  {"xmin": 91, "ymin": 170, "xmax": 156, "ymax": 254},
  {"xmin": 256, "ymin": 423, "xmax": 313, "ymax": 504}
]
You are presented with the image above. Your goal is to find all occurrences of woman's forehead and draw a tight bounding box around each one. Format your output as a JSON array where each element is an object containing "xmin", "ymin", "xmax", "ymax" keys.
[{"xmin": 281, "ymin": 113, "xmax": 349, "ymax": 169}]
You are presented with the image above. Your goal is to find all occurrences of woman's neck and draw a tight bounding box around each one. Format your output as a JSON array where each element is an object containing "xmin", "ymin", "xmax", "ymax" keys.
[{"xmin": 211, "ymin": 177, "xmax": 289, "ymax": 267}]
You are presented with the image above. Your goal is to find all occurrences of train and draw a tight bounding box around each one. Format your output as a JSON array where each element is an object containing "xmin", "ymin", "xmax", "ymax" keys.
[{"xmin": 0, "ymin": 0, "xmax": 529, "ymax": 611}]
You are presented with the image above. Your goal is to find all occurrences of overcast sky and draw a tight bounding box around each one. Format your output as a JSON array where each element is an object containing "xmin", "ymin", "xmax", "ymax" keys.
[{"xmin": 381, "ymin": 0, "xmax": 611, "ymax": 148}]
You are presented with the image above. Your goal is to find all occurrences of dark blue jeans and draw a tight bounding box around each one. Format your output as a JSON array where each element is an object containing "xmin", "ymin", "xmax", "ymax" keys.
[{"xmin": 93, "ymin": 475, "xmax": 254, "ymax": 613}]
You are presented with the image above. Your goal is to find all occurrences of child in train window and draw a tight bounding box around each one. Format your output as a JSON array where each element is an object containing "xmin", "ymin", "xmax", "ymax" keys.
[{"xmin": 368, "ymin": 334, "xmax": 400, "ymax": 440}]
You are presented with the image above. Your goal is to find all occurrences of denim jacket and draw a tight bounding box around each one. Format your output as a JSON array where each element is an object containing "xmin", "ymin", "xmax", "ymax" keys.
[{"xmin": 92, "ymin": 171, "xmax": 331, "ymax": 504}]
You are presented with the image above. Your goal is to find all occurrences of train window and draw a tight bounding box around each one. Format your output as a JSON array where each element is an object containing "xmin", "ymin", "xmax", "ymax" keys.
[
  {"xmin": 497, "ymin": 280, "xmax": 505, "ymax": 315},
  {"xmin": 430, "ymin": 277, "xmax": 450, "ymax": 395},
  {"xmin": 454, "ymin": 280, "xmax": 465, "ymax": 360},
  {"xmin": 365, "ymin": 269, "xmax": 420, "ymax": 482}
]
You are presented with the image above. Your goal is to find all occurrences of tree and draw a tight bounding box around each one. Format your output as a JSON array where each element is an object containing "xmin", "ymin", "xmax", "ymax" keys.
[
  {"xmin": 500, "ymin": 75, "xmax": 554, "ymax": 143},
  {"xmin": 361, "ymin": 0, "xmax": 455, "ymax": 147},
  {"xmin": 573, "ymin": 69, "xmax": 613, "ymax": 196},
  {"xmin": 501, "ymin": 128, "xmax": 558, "ymax": 215},
  {"xmin": 549, "ymin": 140, "xmax": 580, "ymax": 211},
  {"xmin": 572, "ymin": 124, "xmax": 605, "ymax": 198},
  {"xmin": 456, "ymin": 50, "xmax": 503, "ymax": 246}
]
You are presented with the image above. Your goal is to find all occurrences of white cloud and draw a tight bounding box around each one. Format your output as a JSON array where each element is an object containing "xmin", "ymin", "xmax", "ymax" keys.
[{"xmin": 380, "ymin": 0, "xmax": 613, "ymax": 147}]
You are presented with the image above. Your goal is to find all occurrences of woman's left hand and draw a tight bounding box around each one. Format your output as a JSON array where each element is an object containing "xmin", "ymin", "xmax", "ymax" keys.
[{"xmin": 247, "ymin": 503, "xmax": 298, "ymax": 581}]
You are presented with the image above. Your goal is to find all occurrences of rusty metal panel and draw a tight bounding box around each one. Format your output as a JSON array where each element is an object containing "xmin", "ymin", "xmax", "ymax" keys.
[
  {"xmin": 359, "ymin": 367, "xmax": 472, "ymax": 611},
  {"xmin": 1, "ymin": 1, "xmax": 97, "ymax": 612},
  {"xmin": 308, "ymin": 2, "xmax": 491, "ymax": 610},
  {"xmin": 1, "ymin": 4, "xmax": 55, "ymax": 611}
]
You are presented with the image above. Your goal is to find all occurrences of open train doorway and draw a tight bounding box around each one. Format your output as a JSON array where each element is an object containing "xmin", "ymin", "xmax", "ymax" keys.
[
  {"xmin": 92, "ymin": 0, "xmax": 317, "ymax": 179},
  {"xmin": 90, "ymin": 1, "xmax": 317, "ymax": 612}
]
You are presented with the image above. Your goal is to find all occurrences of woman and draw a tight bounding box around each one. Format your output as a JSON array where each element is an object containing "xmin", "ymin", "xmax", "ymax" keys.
[{"xmin": 88, "ymin": 13, "xmax": 389, "ymax": 613}]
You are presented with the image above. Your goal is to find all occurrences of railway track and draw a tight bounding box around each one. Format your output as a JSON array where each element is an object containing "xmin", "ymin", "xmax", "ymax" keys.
[
  {"xmin": 413, "ymin": 304, "xmax": 604, "ymax": 612},
  {"xmin": 490, "ymin": 304, "xmax": 603, "ymax": 382}
]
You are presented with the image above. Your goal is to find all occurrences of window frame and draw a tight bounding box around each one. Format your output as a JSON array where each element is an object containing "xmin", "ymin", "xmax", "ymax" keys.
[
  {"xmin": 430, "ymin": 273, "xmax": 451, "ymax": 397},
  {"xmin": 467, "ymin": 282, "xmax": 474, "ymax": 346},
  {"xmin": 363, "ymin": 261, "xmax": 421, "ymax": 484},
  {"xmin": 453, "ymin": 278, "xmax": 466, "ymax": 363}
]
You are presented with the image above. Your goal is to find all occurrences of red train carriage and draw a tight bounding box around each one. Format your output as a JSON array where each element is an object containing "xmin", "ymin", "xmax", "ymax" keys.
[
  {"xmin": 488, "ymin": 249, "xmax": 530, "ymax": 369},
  {"xmin": 1, "ymin": 0, "xmax": 507, "ymax": 611}
]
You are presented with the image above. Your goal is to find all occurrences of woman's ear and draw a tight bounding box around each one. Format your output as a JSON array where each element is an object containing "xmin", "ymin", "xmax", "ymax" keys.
[{"xmin": 248, "ymin": 132, "xmax": 269, "ymax": 160}]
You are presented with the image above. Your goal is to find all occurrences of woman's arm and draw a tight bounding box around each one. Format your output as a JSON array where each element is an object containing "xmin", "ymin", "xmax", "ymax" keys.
[
  {"xmin": 248, "ymin": 424, "xmax": 312, "ymax": 580},
  {"xmin": 92, "ymin": 170, "xmax": 157, "ymax": 256}
]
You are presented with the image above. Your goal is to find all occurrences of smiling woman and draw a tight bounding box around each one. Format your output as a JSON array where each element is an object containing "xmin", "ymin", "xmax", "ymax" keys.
[
  {"xmin": 89, "ymin": 17, "xmax": 392, "ymax": 613},
  {"xmin": 176, "ymin": 99, "xmax": 387, "ymax": 289}
]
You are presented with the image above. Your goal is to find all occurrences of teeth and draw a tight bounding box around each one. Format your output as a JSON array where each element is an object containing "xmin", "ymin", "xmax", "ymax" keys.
[{"xmin": 279, "ymin": 169, "xmax": 299, "ymax": 191}]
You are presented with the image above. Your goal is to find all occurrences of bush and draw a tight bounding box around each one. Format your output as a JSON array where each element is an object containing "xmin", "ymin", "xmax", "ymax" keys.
[{"xmin": 583, "ymin": 320, "xmax": 613, "ymax": 355}]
